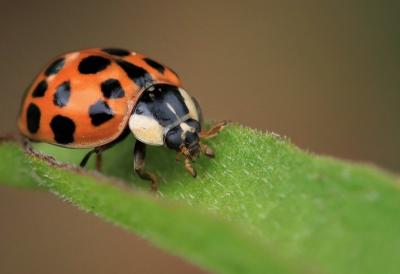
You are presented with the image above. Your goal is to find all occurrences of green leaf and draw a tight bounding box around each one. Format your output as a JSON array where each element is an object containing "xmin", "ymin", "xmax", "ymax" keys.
[{"xmin": 1, "ymin": 125, "xmax": 399, "ymax": 274}]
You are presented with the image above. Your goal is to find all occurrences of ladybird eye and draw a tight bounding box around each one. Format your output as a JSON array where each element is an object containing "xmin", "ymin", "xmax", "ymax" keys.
[
  {"xmin": 165, "ymin": 129, "xmax": 182, "ymax": 150},
  {"xmin": 185, "ymin": 118, "xmax": 201, "ymax": 132}
]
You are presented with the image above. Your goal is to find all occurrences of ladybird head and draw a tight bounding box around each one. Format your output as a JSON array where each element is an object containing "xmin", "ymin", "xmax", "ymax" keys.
[{"xmin": 165, "ymin": 118, "xmax": 202, "ymax": 160}]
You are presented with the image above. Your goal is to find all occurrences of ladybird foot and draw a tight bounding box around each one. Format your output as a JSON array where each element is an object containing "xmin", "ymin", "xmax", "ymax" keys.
[
  {"xmin": 200, "ymin": 143, "xmax": 215, "ymax": 158},
  {"xmin": 150, "ymin": 179, "xmax": 158, "ymax": 194}
]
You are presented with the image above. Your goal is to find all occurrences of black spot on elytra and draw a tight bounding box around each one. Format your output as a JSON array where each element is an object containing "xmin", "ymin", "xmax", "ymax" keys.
[
  {"xmin": 143, "ymin": 58, "xmax": 165, "ymax": 74},
  {"xmin": 26, "ymin": 103, "xmax": 41, "ymax": 134},
  {"xmin": 78, "ymin": 56, "xmax": 111, "ymax": 74},
  {"xmin": 101, "ymin": 48, "xmax": 131, "ymax": 57},
  {"xmin": 53, "ymin": 81, "xmax": 71, "ymax": 107},
  {"xmin": 50, "ymin": 115, "xmax": 76, "ymax": 144},
  {"xmin": 89, "ymin": 100, "xmax": 114, "ymax": 126},
  {"xmin": 32, "ymin": 80, "xmax": 48, "ymax": 97},
  {"xmin": 44, "ymin": 58, "xmax": 66, "ymax": 76},
  {"xmin": 101, "ymin": 79, "xmax": 125, "ymax": 99},
  {"xmin": 116, "ymin": 59, "xmax": 153, "ymax": 88}
]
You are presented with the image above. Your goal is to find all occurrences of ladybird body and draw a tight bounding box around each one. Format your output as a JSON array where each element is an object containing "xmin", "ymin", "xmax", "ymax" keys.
[
  {"xmin": 19, "ymin": 47, "xmax": 181, "ymax": 148},
  {"xmin": 18, "ymin": 47, "xmax": 226, "ymax": 191}
]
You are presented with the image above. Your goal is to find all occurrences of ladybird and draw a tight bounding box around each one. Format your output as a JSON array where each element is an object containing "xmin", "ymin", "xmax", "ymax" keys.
[{"xmin": 18, "ymin": 47, "xmax": 226, "ymax": 191}]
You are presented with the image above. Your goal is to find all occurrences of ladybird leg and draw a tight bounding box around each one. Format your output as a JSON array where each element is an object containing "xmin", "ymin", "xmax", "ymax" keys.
[
  {"xmin": 199, "ymin": 120, "xmax": 228, "ymax": 139},
  {"xmin": 80, "ymin": 148, "xmax": 100, "ymax": 168},
  {"xmin": 200, "ymin": 143, "xmax": 215, "ymax": 158},
  {"xmin": 175, "ymin": 150, "xmax": 184, "ymax": 163},
  {"xmin": 184, "ymin": 156, "xmax": 197, "ymax": 178},
  {"xmin": 79, "ymin": 127, "xmax": 130, "ymax": 170},
  {"xmin": 95, "ymin": 153, "xmax": 103, "ymax": 171},
  {"xmin": 192, "ymin": 96, "xmax": 229, "ymax": 138},
  {"xmin": 134, "ymin": 140, "xmax": 158, "ymax": 192},
  {"xmin": 80, "ymin": 147, "xmax": 103, "ymax": 171}
]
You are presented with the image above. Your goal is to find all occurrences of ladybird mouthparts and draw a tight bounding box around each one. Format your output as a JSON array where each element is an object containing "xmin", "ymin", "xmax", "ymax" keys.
[{"xmin": 188, "ymin": 142, "xmax": 201, "ymax": 160}]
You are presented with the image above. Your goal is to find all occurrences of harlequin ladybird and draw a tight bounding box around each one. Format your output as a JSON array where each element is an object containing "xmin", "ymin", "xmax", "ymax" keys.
[{"xmin": 18, "ymin": 47, "xmax": 226, "ymax": 191}]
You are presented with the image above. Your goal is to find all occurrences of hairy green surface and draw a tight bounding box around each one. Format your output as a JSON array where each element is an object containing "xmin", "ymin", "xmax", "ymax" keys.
[{"xmin": 0, "ymin": 125, "xmax": 399, "ymax": 274}]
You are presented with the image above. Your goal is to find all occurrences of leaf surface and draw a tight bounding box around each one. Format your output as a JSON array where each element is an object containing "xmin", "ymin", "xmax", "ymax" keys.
[{"xmin": 1, "ymin": 125, "xmax": 399, "ymax": 274}]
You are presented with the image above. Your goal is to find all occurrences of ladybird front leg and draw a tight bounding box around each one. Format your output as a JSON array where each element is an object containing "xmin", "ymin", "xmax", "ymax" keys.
[
  {"xmin": 175, "ymin": 150, "xmax": 184, "ymax": 163},
  {"xmin": 176, "ymin": 147, "xmax": 198, "ymax": 178},
  {"xmin": 192, "ymin": 96, "xmax": 228, "ymax": 139},
  {"xmin": 184, "ymin": 156, "xmax": 197, "ymax": 178},
  {"xmin": 134, "ymin": 140, "xmax": 158, "ymax": 192},
  {"xmin": 199, "ymin": 120, "xmax": 228, "ymax": 139},
  {"xmin": 200, "ymin": 143, "xmax": 215, "ymax": 158}
]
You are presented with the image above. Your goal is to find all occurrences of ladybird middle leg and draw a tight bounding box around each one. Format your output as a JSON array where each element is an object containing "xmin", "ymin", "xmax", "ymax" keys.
[
  {"xmin": 80, "ymin": 147, "xmax": 104, "ymax": 171},
  {"xmin": 95, "ymin": 153, "xmax": 103, "ymax": 171},
  {"xmin": 79, "ymin": 127, "xmax": 130, "ymax": 171},
  {"xmin": 80, "ymin": 148, "xmax": 100, "ymax": 168},
  {"xmin": 134, "ymin": 140, "xmax": 158, "ymax": 192}
]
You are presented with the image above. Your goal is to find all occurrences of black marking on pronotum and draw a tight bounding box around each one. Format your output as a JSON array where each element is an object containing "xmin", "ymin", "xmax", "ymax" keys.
[
  {"xmin": 143, "ymin": 58, "xmax": 165, "ymax": 74},
  {"xmin": 53, "ymin": 81, "xmax": 71, "ymax": 107},
  {"xmin": 50, "ymin": 115, "xmax": 76, "ymax": 144},
  {"xmin": 31, "ymin": 80, "xmax": 48, "ymax": 97},
  {"xmin": 116, "ymin": 59, "xmax": 153, "ymax": 88},
  {"xmin": 101, "ymin": 79, "xmax": 125, "ymax": 99},
  {"xmin": 134, "ymin": 84, "xmax": 189, "ymax": 127},
  {"xmin": 185, "ymin": 118, "xmax": 201, "ymax": 132},
  {"xmin": 89, "ymin": 100, "xmax": 114, "ymax": 126},
  {"xmin": 26, "ymin": 103, "xmax": 41, "ymax": 134},
  {"xmin": 78, "ymin": 56, "xmax": 111, "ymax": 74},
  {"xmin": 44, "ymin": 58, "xmax": 66, "ymax": 76},
  {"xmin": 101, "ymin": 48, "xmax": 131, "ymax": 57}
]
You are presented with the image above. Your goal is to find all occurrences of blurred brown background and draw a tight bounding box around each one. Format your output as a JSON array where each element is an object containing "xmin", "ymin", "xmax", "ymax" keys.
[{"xmin": 0, "ymin": 1, "xmax": 399, "ymax": 273}]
